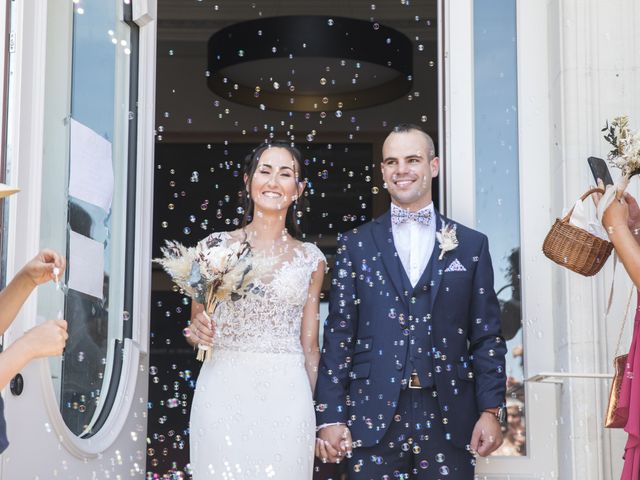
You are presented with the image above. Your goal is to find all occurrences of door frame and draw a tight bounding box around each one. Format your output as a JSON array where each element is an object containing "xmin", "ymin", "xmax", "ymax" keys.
[
  {"xmin": 0, "ymin": 0, "xmax": 156, "ymax": 475},
  {"xmin": 442, "ymin": 0, "xmax": 559, "ymax": 476}
]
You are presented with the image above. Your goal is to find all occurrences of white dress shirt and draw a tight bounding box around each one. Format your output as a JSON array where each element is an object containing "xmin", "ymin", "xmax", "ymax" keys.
[{"xmin": 391, "ymin": 203, "xmax": 435, "ymax": 288}]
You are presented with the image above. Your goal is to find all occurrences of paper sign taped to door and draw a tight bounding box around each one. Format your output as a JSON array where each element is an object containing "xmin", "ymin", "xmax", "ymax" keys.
[
  {"xmin": 69, "ymin": 118, "xmax": 114, "ymax": 212},
  {"xmin": 68, "ymin": 230, "xmax": 104, "ymax": 299}
]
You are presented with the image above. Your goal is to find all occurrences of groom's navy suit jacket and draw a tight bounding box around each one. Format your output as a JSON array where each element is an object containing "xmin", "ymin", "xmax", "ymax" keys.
[{"xmin": 316, "ymin": 210, "xmax": 507, "ymax": 449}]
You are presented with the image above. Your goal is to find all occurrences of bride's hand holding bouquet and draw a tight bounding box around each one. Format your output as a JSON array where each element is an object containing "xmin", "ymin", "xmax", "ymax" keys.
[{"xmin": 154, "ymin": 234, "xmax": 252, "ymax": 361}]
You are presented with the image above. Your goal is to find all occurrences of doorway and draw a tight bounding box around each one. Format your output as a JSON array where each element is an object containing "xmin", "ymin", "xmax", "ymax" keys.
[{"xmin": 148, "ymin": 1, "xmax": 439, "ymax": 477}]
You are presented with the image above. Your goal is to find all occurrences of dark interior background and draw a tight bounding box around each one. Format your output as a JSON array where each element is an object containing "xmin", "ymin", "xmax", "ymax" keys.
[{"xmin": 147, "ymin": 1, "xmax": 439, "ymax": 478}]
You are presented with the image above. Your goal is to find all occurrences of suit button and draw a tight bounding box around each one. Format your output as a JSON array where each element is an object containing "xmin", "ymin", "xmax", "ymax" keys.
[{"xmin": 395, "ymin": 362, "xmax": 403, "ymax": 370}]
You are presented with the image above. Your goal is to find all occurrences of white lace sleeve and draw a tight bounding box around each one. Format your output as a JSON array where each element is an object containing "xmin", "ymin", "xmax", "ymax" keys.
[{"xmin": 303, "ymin": 242, "xmax": 327, "ymax": 273}]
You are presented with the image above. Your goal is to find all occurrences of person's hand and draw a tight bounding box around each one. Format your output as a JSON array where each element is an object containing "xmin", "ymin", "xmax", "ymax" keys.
[
  {"xmin": 602, "ymin": 193, "xmax": 630, "ymax": 234},
  {"xmin": 470, "ymin": 412, "xmax": 503, "ymax": 457},
  {"xmin": 316, "ymin": 424, "xmax": 352, "ymax": 463},
  {"xmin": 186, "ymin": 311, "xmax": 214, "ymax": 347},
  {"xmin": 20, "ymin": 319, "xmax": 68, "ymax": 359},
  {"xmin": 21, "ymin": 249, "xmax": 66, "ymax": 287},
  {"xmin": 623, "ymin": 191, "xmax": 640, "ymax": 231},
  {"xmin": 593, "ymin": 179, "xmax": 605, "ymax": 207},
  {"xmin": 315, "ymin": 437, "xmax": 340, "ymax": 464},
  {"xmin": 594, "ymin": 178, "xmax": 639, "ymax": 236}
]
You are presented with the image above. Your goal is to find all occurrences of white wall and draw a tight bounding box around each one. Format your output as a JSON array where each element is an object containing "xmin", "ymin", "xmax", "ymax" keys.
[{"xmin": 544, "ymin": 0, "xmax": 640, "ymax": 478}]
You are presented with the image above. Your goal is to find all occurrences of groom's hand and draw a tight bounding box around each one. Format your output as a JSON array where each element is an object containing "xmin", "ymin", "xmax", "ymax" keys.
[
  {"xmin": 470, "ymin": 412, "xmax": 503, "ymax": 457},
  {"xmin": 316, "ymin": 424, "xmax": 353, "ymax": 463}
]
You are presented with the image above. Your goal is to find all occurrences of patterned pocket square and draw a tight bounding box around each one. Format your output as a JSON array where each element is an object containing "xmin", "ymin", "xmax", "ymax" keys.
[{"xmin": 445, "ymin": 259, "xmax": 467, "ymax": 272}]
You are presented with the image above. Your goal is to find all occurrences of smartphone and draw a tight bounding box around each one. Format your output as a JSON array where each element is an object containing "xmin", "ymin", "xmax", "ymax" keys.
[{"xmin": 588, "ymin": 156, "xmax": 613, "ymax": 186}]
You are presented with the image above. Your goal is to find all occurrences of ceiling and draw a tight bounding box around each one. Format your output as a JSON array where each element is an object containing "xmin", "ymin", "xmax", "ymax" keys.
[{"xmin": 155, "ymin": 0, "xmax": 439, "ymax": 141}]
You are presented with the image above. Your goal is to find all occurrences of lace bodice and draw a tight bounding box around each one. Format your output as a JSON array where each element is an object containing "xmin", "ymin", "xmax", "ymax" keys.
[{"xmin": 197, "ymin": 231, "xmax": 326, "ymax": 354}]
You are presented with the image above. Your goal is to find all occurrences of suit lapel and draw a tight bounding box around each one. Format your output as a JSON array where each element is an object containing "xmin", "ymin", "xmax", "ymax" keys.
[
  {"xmin": 425, "ymin": 211, "xmax": 449, "ymax": 308},
  {"xmin": 372, "ymin": 211, "xmax": 412, "ymax": 305}
]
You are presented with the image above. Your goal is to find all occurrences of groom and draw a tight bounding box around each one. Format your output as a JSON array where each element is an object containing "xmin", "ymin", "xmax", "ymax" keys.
[{"xmin": 315, "ymin": 124, "xmax": 507, "ymax": 478}]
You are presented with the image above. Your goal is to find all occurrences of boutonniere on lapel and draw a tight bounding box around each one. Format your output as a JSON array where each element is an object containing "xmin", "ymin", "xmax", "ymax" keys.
[{"xmin": 436, "ymin": 222, "xmax": 459, "ymax": 260}]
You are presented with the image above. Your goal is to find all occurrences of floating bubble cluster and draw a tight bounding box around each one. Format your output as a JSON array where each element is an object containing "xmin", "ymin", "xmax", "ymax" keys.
[
  {"xmin": 146, "ymin": 292, "xmax": 200, "ymax": 479},
  {"xmin": 148, "ymin": 0, "xmax": 440, "ymax": 478}
]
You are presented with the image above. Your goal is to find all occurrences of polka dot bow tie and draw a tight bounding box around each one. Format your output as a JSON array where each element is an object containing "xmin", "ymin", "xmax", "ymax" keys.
[{"xmin": 391, "ymin": 207, "xmax": 432, "ymax": 226}]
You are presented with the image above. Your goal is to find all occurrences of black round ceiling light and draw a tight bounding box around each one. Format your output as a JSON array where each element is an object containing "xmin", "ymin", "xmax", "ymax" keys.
[{"xmin": 206, "ymin": 15, "xmax": 414, "ymax": 112}]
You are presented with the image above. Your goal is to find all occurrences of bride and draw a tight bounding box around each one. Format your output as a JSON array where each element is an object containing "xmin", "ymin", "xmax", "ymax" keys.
[{"xmin": 186, "ymin": 141, "xmax": 326, "ymax": 479}]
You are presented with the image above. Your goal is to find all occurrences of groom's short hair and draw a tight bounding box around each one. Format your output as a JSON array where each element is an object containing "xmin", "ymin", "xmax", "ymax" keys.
[{"xmin": 389, "ymin": 123, "xmax": 436, "ymax": 160}]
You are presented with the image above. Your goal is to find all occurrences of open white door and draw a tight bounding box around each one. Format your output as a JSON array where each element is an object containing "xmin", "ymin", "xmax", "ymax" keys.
[
  {"xmin": 442, "ymin": 0, "xmax": 559, "ymax": 477},
  {"xmin": 0, "ymin": 0, "xmax": 156, "ymax": 477}
]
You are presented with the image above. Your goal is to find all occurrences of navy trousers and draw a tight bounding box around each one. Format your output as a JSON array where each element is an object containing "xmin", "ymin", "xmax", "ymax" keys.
[{"xmin": 347, "ymin": 387, "xmax": 475, "ymax": 480}]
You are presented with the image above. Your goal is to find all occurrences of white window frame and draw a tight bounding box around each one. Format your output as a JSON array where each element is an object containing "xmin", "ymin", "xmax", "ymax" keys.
[
  {"xmin": 3, "ymin": 0, "xmax": 156, "ymax": 459},
  {"xmin": 441, "ymin": 0, "xmax": 558, "ymax": 476}
]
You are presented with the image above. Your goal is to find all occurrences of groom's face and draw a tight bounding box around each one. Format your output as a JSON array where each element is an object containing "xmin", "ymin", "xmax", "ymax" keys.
[{"xmin": 381, "ymin": 130, "xmax": 439, "ymax": 211}]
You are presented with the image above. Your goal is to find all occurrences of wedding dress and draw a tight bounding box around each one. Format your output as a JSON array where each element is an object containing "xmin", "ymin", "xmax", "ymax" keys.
[{"xmin": 189, "ymin": 231, "xmax": 325, "ymax": 479}]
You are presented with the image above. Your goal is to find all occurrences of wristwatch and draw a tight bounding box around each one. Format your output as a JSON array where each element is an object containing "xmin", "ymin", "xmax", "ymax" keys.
[{"xmin": 484, "ymin": 406, "xmax": 506, "ymax": 424}]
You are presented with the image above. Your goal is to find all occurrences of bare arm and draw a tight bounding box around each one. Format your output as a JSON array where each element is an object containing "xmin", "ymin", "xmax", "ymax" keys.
[
  {"xmin": 0, "ymin": 249, "xmax": 65, "ymax": 336},
  {"xmin": 602, "ymin": 194, "xmax": 640, "ymax": 289},
  {"xmin": 0, "ymin": 319, "xmax": 68, "ymax": 390},
  {"xmin": 0, "ymin": 341, "xmax": 33, "ymax": 389},
  {"xmin": 300, "ymin": 261, "xmax": 325, "ymax": 394},
  {"xmin": 607, "ymin": 226, "xmax": 640, "ymax": 288},
  {"xmin": 0, "ymin": 272, "xmax": 36, "ymax": 336}
]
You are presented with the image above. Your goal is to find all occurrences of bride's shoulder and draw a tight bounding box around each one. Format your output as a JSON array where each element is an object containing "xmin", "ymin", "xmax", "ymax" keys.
[{"xmin": 297, "ymin": 241, "xmax": 327, "ymax": 270}]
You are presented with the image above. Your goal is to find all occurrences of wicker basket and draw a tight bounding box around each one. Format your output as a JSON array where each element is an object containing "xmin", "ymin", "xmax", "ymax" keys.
[{"xmin": 542, "ymin": 187, "xmax": 613, "ymax": 277}]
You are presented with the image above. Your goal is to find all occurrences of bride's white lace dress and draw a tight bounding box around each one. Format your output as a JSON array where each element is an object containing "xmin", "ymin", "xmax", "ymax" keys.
[{"xmin": 190, "ymin": 231, "xmax": 325, "ymax": 479}]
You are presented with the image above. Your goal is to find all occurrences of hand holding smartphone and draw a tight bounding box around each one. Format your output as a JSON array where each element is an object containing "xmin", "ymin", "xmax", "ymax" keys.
[{"xmin": 588, "ymin": 156, "xmax": 613, "ymax": 186}]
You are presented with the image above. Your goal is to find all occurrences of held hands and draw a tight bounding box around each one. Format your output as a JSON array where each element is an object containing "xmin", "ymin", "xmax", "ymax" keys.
[
  {"xmin": 187, "ymin": 310, "xmax": 215, "ymax": 347},
  {"xmin": 470, "ymin": 412, "xmax": 503, "ymax": 457},
  {"xmin": 21, "ymin": 249, "xmax": 66, "ymax": 287},
  {"xmin": 316, "ymin": 424, "xmax": 353, "ymax": 463},
  {"xmin": 21, "ymin": 319, "xmax": 68, "ymax": 359}
]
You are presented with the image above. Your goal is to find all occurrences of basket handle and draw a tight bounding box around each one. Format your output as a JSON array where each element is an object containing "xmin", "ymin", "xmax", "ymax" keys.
[{"xmin": 560, "ymin": 187, "xmax": 605, "ymax": 223}]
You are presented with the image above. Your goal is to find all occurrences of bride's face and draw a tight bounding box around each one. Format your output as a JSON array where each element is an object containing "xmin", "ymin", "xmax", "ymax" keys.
[{"xmin": 247, "ymin": 147, "xmax": 303, "ymax": 215}]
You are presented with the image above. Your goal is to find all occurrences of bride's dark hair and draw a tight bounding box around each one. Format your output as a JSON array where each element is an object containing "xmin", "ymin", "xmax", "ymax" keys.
[{"xmin": 239, "ymin": 140, "xmax": 307, "ymax": 238}]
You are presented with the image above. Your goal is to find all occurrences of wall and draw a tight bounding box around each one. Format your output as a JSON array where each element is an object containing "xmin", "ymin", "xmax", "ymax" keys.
[{"xmin": 545, "ymin": 0, "xmax": 640, "ymax": 478}]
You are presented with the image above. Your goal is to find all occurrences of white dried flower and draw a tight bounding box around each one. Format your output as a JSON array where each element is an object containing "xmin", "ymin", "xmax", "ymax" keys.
[
  {"xmin": 603, "ymin": 116, "xmax": 640, "ymax": 179},
  {"xmin": 436, "ymin": 222, "xmax": 459, "ymax": 260}
]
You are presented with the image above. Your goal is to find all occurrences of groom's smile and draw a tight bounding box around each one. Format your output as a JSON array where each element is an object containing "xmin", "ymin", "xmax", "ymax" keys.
[{"xmin": 392, "ymin": 175, "xmax": 419, "ymax": 189}]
